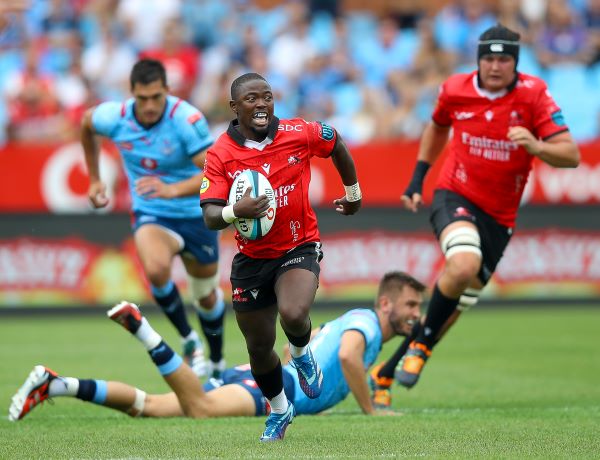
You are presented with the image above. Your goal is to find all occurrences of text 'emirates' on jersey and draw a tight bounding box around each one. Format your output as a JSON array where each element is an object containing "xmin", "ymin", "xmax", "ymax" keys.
[{"xmin": 432, "ymin": 71, "xmax": 569, "ymax": 227}]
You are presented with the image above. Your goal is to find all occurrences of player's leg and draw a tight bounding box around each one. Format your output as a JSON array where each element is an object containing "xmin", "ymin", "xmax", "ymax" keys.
[
  {"xmin": 235, "ymin": 305, "xmax": 294, "ymax": 441},
  {"xmin": 134, "ymin": 222, "xmax": 206, "ymax": 377},
  {"xmin": 182, "ymin": 258, "xmax": 226, "ymax": 378},
  {"xmin": 275, "ymin": 243, "xmax": 324, "ymax": 400},
  {"xmin": 8, "ymin": 364, "xmax": 181, "ymax": 421},
  {"xmin": 397, "ymin": 221, "xmax": 482, "ymax": 388},
  {"xmin": 107, "ymin": 301, "xmax": 210, "ymax": 417},
  {"xmin": 275, "ymin": 268, "xmax": 323, "ymax": 400}
]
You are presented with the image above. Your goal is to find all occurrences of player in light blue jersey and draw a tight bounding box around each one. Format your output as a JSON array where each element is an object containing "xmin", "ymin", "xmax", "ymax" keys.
[
  {"xmin": 80, "ymin": 59, "xmax": 226, "ymax": 379},
  {"xmin": 10, "ymin": 272, "xmax": 425, "ymax": 427}
]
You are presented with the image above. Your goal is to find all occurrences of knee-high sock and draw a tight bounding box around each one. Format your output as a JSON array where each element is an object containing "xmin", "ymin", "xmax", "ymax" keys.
[
  {"xmin": 195, "ymin": 289, "xmax": 225, "ymax": 363},
  {"xmin": 152, "ymin": 281, "xmax": 192, "ymax": 338},
  {"xmin": 416, "ymin": 283, "xmax": 459, "ymax": 348}
]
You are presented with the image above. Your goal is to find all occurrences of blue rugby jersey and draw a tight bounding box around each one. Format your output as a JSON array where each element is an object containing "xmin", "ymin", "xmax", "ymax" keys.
[
  {"xmin": 286, "ymin": 308, "xmax": 382, "ymax": 414},
  {"xmin": 92, "ymin": 95, "xmax": 213, "ymax": 218}
]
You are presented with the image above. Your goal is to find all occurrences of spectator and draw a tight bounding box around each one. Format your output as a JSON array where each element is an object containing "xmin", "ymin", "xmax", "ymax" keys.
[
  {"xmin": 141, "ymin": 18, "xmax": 200, "ymax": 101},
  {"xmin": 4, "ymin": 43, "xmax": 70, "ymax": 142},
  {"xmin": 536, "ymin": 0, "xmax": 592, "ymax": 67}
]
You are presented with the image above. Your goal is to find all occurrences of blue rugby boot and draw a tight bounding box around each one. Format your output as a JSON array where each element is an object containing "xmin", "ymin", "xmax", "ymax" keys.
[
  {"xmin": 290, "ymin": 346, "xmax": 323, "ymax": 399},
  {"xmin": 259, "ymin": 402, "xmax": 295, "ymax": 442}
]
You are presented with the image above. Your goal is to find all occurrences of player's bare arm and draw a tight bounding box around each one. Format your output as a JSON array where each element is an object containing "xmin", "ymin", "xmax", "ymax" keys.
[
  {"xmin": 202, "ymin": 188, "xmax": 270, "ymax": 230},
  {"xmin": 331, "ymin": 134, "xmax": 362, "ymax": 215},
  {"xmin": 507, "ymin": 128, "xmax": 580, "ymax": 168},
  {"xmin": 135, "ymin": 149, "xmax": 209, "ymax": 199},
  {"xmin": 338, "ymin": 330, "xmax": 375, "ymax": 415},
  {"xmin": 401, "ymin": 121, "xmax": 451, "ymax": 212},
  {"xmin": 81, "ymin": 107, "xmax": 109, "ymax": 208}
]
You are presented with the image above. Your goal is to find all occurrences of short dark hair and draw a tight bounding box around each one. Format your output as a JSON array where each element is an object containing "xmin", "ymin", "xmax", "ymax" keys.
[
  {"xmin": 230, "ymin": 72, "xmax": 268, "ymax": 100},
  {"xmin": 130, "ymin": 59, "xmax": 167, "ymax": 90},
  {"xmin": 376, "ymin": 271, "xmax": 426, "ymax": 304}
]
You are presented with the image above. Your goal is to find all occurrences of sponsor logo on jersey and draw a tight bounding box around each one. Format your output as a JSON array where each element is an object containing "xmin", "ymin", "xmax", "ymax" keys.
[
  {"xmin": 278, "ymin": 124, "xmax": 304, "ymax": 132},
  {"xmin": 454, "ymin": 111, "xmax": 474, "ymax": 120},
  {"xmin": 551, "ymin": 109, "xmax": 565, "ymax": 126},
  {"xmin": 274, "ymin": 184, "xmax": 295, "ymax": 208},
  {"xmin": 141, "ymin": 158, "xmax": 158, "ymax": 169},
  {"xmin": 318, "ymin": 122, "xmax": 335, "ymax": 141},
  {"xmin": 288, "ymin": 155, "xmax": 301, "ymax": 166},
  {"xmin": 461, "ymin": 132, "xmax": 517, "ymax": 162},
  {"xmin": 509, "ymin": 110, "xmax": 524, "ymax": 126},
  {"xmin": 187, "ymin": 112, "xmax": 203, "ymax": 124},
  {"xmin": 261, "ymin": 163, "xmax": 271, "ymax": 175},
  {"xmin": 485, "ymin": 110, "xmax": 494, "ymax": 121},
  {"xmin": 200, "ymin": 177, "xmax": 210, "ymax": 193},
  {"xmin": 250, "ymin": 289, "xmax": 260, "ymax": 299}
]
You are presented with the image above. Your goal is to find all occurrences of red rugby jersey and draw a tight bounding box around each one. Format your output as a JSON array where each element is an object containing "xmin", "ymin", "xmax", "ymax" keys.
[
  {"xmin": 432, "ymin": 71, "xmax": 568, "ymax": 227},
  {"xmin": 200, "ymin": 117, "xmax": 336, "ymax": 258}
]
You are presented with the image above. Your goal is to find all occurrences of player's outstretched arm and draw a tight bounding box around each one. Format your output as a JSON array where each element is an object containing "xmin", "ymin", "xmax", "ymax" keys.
[
  {"xmin": 81, "ymin": 107, "xmax": 109, "ymax": 208},
  {"xmin": 338, "ymin": 330, "xmax": 375, "ymax": 415},
  {"xmin": 331, "ymin": 133, "xmax": 361, "ymax": 215},
  {"xmin": 401, "ymin": 121, "xmax": 450, "ymax": 212},
  {"xmin": 507, "ymin": 128, "xmax": 580, "ymax": 168}
]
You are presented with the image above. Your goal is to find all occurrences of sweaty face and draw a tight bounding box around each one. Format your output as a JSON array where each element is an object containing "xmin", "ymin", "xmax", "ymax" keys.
[
  {"xmin": 387, "ymin": 287, "xmax": 423, "ymax": 336},
  {"xmin": 132, "ymin": 80, "xmax": 168, "ymax": 126},
  {"xmin": 479, "ymin": 55, "xmax": 516, "ymax": 92},
  {"xmin": 231, "ymin": 79, "xmax": 274, "ymax": 141}
]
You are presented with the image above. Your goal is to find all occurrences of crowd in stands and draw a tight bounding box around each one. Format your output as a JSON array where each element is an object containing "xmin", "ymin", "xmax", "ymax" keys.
[{"xmin": 0, "ymin": 0, "xmax": 599, "ymax": 146}]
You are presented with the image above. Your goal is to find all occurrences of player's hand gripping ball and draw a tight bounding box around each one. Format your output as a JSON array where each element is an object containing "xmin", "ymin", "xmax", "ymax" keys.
[{"xmin": 228, "ymin": 170, "xmax": 276, "ymax": 240}]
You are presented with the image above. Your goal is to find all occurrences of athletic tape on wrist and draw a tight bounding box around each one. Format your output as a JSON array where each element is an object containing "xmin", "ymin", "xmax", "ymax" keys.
[
  {"xmin": 344, "ymin": 183, "xmax": 362, "ymax": 202},
  {"xmin": 221, "ymin": 204, "xmax": 236, "ymax": 223}
]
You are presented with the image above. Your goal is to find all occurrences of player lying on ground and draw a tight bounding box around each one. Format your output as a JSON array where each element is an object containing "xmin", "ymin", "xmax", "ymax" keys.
[{"xmin": 9, "ymin": 272, "xmax": 424, "ymax": 425}]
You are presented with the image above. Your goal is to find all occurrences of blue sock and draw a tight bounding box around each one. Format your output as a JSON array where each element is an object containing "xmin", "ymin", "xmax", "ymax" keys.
[
  {"xmin": 197, "ymin": 295, "xmax": 225, "ymax": 363},
  {"xmin": 151, "ymin": 281, "xmax": 192, "ymax": 338},
  {"xmin": 76, "ymin": 379, "xmax": 108, "ymax": 404},
  {"xmin": 149, "ymin": 340, "xmax": 183, "ymax": 376}
]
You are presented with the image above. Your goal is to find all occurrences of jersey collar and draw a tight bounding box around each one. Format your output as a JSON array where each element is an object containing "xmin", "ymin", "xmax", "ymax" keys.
[
  {"xmin": 473, "ymin": 72, "xmax": 519, "ymax": 100},
  {"xmin": 226, "ymin": 117, "xmax": 280, "ymax": 147}
]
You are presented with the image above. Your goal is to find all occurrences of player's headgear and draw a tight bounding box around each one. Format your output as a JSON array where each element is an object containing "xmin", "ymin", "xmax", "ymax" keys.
[{"xmin": 477, "ymin": 23, "xmax": 520, "ymax": 65}]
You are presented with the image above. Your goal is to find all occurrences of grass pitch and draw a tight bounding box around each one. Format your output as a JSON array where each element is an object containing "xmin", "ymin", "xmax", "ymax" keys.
[{"xmin": 0, "ymin": 306, "xmax": 599, "ymax": 459}]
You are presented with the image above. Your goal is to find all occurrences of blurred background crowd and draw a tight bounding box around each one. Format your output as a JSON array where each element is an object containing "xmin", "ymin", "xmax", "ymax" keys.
[{"xmin": 1, "ymin": 0, "xmax": 599, "ymax": 147}]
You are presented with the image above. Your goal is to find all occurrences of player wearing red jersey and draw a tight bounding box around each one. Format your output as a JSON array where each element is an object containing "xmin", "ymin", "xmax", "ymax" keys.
[
  {"xmin": 370, "ymin": 24, "xmax": 580, "ymax": 394},
  {"xmin": 200, "ymin": 73, "xmax": 362, "ymax": 441}
]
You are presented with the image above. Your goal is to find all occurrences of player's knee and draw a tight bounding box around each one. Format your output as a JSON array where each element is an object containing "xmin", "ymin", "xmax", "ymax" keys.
[
  {"xmin": 145, "ymin": 262, "xmax": 171, "ymax": 286},
  {"xmin": 182, "ymin": 398, "xmax": 211, "ymax": 418},
  {"xmin": 279, "ymin": 307, "xmax": 310, "ymax": 331},
  {"xmin": 246, "ymin": 337, "xmax": 275, "ymax": 360},
  {"xmin": 188, "ymin": 273, "xmax": 219, "ymax": 310},
  {"xmin": 444, "ymin": 255, "xmax": 480, "ymax": 286}
]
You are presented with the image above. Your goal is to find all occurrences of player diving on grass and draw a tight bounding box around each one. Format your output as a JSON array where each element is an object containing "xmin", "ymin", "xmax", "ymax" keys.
[{"xmin": 9, "ymin": 272, "xmax": 423, "ymax": 427}]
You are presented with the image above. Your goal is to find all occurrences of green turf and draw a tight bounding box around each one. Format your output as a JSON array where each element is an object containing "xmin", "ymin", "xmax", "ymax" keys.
[{"xmin": 1, "ymin": 307, "xmax": 599, "ymax": 459}]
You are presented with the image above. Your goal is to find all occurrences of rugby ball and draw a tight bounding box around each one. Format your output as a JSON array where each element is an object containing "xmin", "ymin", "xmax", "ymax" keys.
[{"xmin": 228, "ymin": 170, "xmax": 276, "ymax": 240}]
